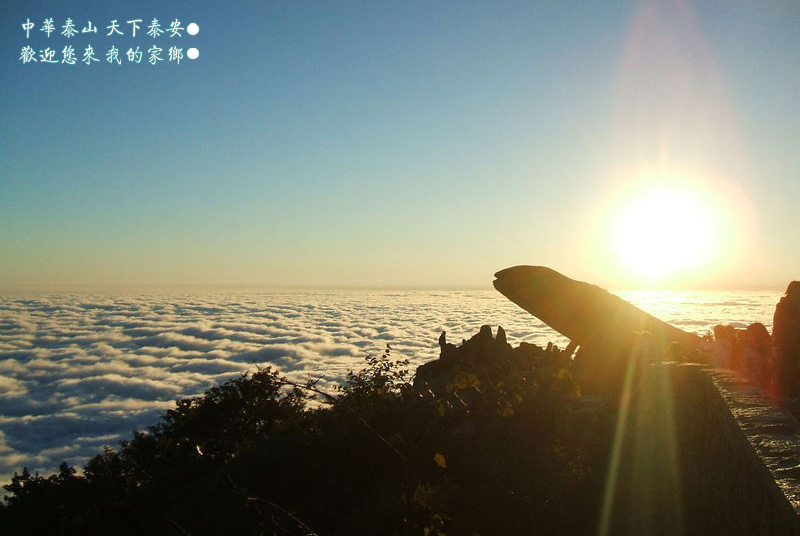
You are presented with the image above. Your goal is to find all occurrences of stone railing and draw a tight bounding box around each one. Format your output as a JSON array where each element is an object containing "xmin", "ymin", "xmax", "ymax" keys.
[{"xmin": 608, "ymin": 362, "xmax": 800, "ymax": 535}]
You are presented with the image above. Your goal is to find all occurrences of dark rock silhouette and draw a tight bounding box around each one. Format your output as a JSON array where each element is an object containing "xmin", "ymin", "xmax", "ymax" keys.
[
  {"xmin": 413, "ymin": 324, "xmax": 577, "ymax": 410},
  {"xmin": 493, "ymin": 266, "xmax": 702, "ymax": 393},
  {"xmin": 773, "ymin": 281, "xmax": 800, "ymax": 399}
]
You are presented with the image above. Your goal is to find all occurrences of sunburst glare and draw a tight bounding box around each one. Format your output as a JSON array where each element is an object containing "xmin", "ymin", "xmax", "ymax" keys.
[
  {"xmin": 613, "ymin": 186, "xmax": 720, "ymax": 280},
  {"xmin": 598, "ymin": 171, "xmax": 753, "ymax": 289}
]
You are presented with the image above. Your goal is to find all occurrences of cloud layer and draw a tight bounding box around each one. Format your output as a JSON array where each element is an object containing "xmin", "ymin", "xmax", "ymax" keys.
[{"xmin": 0, "ymin": 289, "xmax": 776, "ymax": 485}]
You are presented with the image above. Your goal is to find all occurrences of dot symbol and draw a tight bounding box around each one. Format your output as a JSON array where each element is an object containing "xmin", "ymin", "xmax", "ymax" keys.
[
  {"xmin": 187, "ymin": 48, "xmax": 199, "ymax": 60},
  {"xmin": 187, "ymin": 23, "xmax": 199, "ymax": 35}
]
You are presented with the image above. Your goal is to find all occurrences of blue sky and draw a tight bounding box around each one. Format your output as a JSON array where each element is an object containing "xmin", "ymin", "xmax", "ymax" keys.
[{"xmin": 2, "ymin": 0, "xmax": 799, "ymax": 290}]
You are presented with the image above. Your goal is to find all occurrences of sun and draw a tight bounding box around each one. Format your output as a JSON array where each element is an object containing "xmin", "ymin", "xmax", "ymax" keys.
[{"xmin": 611, "ymin": 185, "xmax": 722, "ymax": 284}]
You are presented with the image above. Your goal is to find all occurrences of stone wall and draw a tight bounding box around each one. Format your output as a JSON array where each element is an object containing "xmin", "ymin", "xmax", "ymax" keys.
[{"xmin": 606, "ymin": 362, "xmax": 800, "ymax": 535}]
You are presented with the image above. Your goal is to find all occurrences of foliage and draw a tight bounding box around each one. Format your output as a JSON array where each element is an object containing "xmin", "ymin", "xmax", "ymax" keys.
[
  {"xmin": 1, "ymin": 341, "xmax": 602, "ymax": 536},
  {"xmin": 339, "ymin": 344, "xmax": 410, "ymax": 398}
]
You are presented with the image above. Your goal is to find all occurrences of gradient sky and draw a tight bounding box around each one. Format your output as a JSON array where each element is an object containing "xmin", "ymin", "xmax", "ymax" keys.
[{"xmin": 2, "ymin": 0, "xmax": 798, "ymax": 290}]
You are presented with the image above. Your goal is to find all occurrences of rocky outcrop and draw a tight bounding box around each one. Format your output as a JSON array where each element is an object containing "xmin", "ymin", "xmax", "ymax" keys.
[
  {"xmin": 413, "ymin": 325, "xmax": 579, "ymax": 414},
  {"xmin": 493, "ymin": 266, "xmax": 700, "ymax": 350},
  {"xmin": 493, "ymin": 266, "xmax": 702, "ymax": 394}
]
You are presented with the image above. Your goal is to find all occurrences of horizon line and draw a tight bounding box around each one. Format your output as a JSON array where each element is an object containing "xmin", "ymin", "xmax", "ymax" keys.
[{"xmin": 0, "ymin": 282, "xmax": 786, "ymax": 294}]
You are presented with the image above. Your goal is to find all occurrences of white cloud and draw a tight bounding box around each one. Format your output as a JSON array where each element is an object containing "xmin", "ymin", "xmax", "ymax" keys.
[
  {"xmin": 0, "ymin": 376, "xmax": 28, "ymax": 398},
  {"xmin": 0, "ymin": 289, "xmax": 777, "ymax": 487}
]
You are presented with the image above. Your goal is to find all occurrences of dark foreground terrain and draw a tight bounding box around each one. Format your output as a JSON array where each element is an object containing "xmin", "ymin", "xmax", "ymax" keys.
[{"xmin": 2, "ymin": 326, "xmax": 611, "ymax": 535}]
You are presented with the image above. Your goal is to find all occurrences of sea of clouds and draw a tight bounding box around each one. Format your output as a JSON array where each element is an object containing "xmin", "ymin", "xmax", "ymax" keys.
[{"xmin": 0, "ymin": 289, "xmax": 779, "ymax": 486}]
